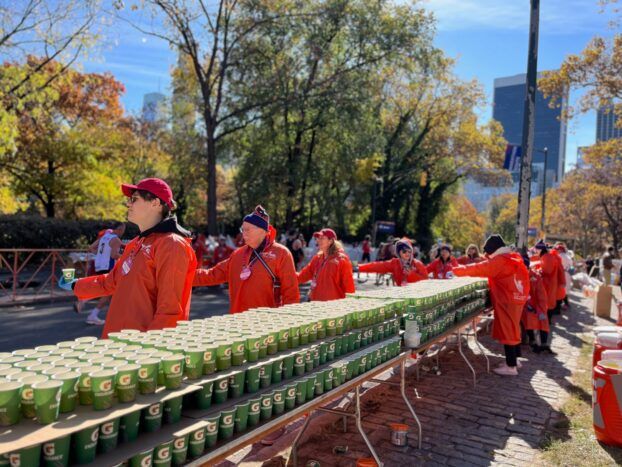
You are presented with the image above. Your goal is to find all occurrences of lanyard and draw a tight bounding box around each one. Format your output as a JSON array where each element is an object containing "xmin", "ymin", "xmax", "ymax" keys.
[{"xmin": 311, "ymin": 256, "xmax": 330, "ymax": 288}]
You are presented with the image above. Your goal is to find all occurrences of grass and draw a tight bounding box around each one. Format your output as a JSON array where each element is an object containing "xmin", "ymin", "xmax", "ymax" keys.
[{"xmin": 540, "ymin": 335, "xmax": 622, "ymax": 466}]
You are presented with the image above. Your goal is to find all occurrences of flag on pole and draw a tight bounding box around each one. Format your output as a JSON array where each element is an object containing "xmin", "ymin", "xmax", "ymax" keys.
[{"xmin": 503, "ymin": 144, "xmax": 522, "ymax": 172}]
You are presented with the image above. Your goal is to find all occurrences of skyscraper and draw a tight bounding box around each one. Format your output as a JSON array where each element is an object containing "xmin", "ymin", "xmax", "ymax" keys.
[
  {"xmin": 142, "ymin": 92, "xmax": 166, "ymax": 123},
  {"xmin": 596, "ymin": 103, "xmax": 622, "ymax": 142},
  {"xmin": 493, "ymin": 72, "xmax": 568, "ymax": 189}
]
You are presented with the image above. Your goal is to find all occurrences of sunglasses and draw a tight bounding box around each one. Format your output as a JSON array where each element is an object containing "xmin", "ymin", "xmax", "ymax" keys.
[{"xmin": 128, "ymin": 195, "xmax": 141, "ymax": 204}]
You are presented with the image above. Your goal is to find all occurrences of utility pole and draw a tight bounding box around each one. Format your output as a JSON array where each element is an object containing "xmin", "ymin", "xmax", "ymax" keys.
[
  {"xmin": 540, "ymin": 147, "xmax": 548, "ymax": 236},
  {"xmin": 516, "ymin": 0, "xmax": 541, "ymax": 253}
]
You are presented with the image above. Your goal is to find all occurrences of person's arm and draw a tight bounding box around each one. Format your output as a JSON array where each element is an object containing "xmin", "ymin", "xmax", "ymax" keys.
[
  {"xmin": 193, "ymin": 258, "xmax": 230, "ymax": 286},
  {"xmin": 109, "ymin": 237, "xmax": 123, "ymax": 260},
  {"xmin": 414, "ymin": 260, "xmax": 428, "ymax": 280},
  {"xmin": 88, "ymin": 238, "xmax": 100, "ymax": 254},
  {"xmin": 340, "ymin": 256, "xmax": 356, "ymax": 294},
  {"xmin": 453, "ymin": 258, "xmax": 497, "ymax": 279},
  {"xmin": 426, "ymin": 259, "xmax": 438, "ymax": 276},
  {"xmin": 278, "ymin": 249, "xmax": 300, "ymax": 305},
  {"xmin": 149, "ymin": 237, "xmax": 194, "ymax": 330},
  {"xmin": 297, "ymin": 256, "xmax": 317, "ymax": 284},
  {"xmin": 450, "ymin": 257, "xmax": 459, "ymax": 267},
  {"xmin": 359, "ymin": 259, "xmax": 395, "ymax": 275}
]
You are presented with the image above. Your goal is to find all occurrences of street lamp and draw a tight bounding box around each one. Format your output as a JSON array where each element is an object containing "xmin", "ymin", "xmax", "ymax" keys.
[{"xmin": 535, "ymin": 147, "xmax": 548, "ymax": 236}]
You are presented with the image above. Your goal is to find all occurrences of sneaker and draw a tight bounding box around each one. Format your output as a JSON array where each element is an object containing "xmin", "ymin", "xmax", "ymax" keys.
[
  {"xmin": 493, "ymin": 364, "xmax": 518, "ymax": 376},
  {"xmin": 86, "ymin": 316, "xmax": 105, "ymax": 325},
  {"xmin": 531, "ymin": 344, "xmax": 542, "ymax": 354},
  {"xmin": 517, "ymin": 360, "xmax": 523, "ymax": 369}
]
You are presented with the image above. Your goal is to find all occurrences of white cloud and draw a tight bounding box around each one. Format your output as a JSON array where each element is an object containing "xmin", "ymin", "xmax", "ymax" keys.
[{"xmin": 422, "ymin": 0, "xmax": 611, "ymax": 34}]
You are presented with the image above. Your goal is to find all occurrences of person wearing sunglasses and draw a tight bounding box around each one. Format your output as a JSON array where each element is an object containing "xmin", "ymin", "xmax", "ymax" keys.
[
  {"xmin": 193, "ymin": 205, "xmax": 300, "ymax": 313},
  {"xmin": 59, "ymin": 178, "xmax": 197, "ymax": 337},
  {"xmin": 357, "ymin": 238, "xmax": 427, "ymax": 286}
]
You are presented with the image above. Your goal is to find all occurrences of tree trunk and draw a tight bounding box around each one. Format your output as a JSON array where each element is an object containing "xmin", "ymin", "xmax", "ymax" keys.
[{"xmin": 206, "ymin": 123, "xmax": 218, "ymax": 235}]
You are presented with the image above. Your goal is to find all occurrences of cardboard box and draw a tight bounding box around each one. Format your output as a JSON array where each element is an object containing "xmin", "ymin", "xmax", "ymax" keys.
[{"xmin": 593, "ymin": 285, "xmax": 613, "ymax": 318}]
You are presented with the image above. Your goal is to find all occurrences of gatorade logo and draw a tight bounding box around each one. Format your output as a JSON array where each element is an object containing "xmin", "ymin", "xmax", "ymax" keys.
[
  {"xmin": 274, "ymin": 393, "xmax": 282, "ymax": 403},
  {"xmin": 43, "ymin": 443, "xmax": 55, "ymax": 456},
  {"xmin": 311, "ymin": 324, "xmax": 317, "ymax": 331},
  {"xmin": 185, "ymin": 356, "xmax": 191, "ymax": 365},
  {"xmin": 254, "ymin": 341, "xmax": 261, "ymax": 350},
  {"xmin": 73, "ymin": 381, "xmax": 79, "ymax": 392},
  {"xmin": 283, "ymin": 332, "xmax": 289, "ymax": 339},
  {"xmin": 378, "ymin": 325, "xmax": 384, "ymax": 332},
  {"xmin": 139, "ymin": 369, "xmax": 148, "ymax": 379},
  {"xmin": 361, "ymin": 357, "xmax": 367, "ymax": 364},
  {"xmin": 328, "ymin": 370, "xmax": 334, "ymax": 379},
  {"xmin": 224, "ymin": 348, "xmax": 232, "ymax": 357},
  {"xmin": 287, "ymin": 388, "xmax": 296, "ymax": 397},
  {"xmin": 338, "ymin": 318, "xmax": 344, "ymax": 326},
  {"xmin": 222, "ymin": 414, "xmax": 234, "ymax": 425},
  {"xmin": 101, "ymin": 422, "xmax": 115, "ymax": 436},
  {"xmin": 204, "ymin": 351, "xmax": 213, "ymax": 361},
  {"xmin": 328, "ymin": 320, "xmax": 335, "ymax": 327},
  {"xmin": 219, "ymin": 380, "xmax": 228, "ymax": 390},
  {"xmin": 22, "ymin": 388, "xmax": 34, "ymax": 400},
  {"xmin": 259, "ymin": 367, "xmax": 265, "ymax": 376},
  {"xmin": 207, "ymin": 422, "xmax": 217, "ymax": 433},
  {"xmin": 263, "ymin": 337, "xmax": 270, "ymax": 345},
  {"xmin": 317, "ymin": 322, "xmax": 323, "ymax": 329},
  {"xmin": 295, "ymin": 356, "xmax": 303, "ymax": 365},
  {"xmin": 157, "ymin": 447, "xmax": 170, "ymax": 459},
  {"xmin": 278, "ymin": 362, "xmax": 284, "ymax": 370},
  {"xmin": 83, "ymin": 377, "xmax": 91, "ymax": 387},
  {"xmin": 262, "ymin": 398, "xmax": 271, "ymax": 407},
  {"xmin": 305, "ymin": 353, "xmax": 311, "ymax": 361},
  {"xmin": 9, "ymin": 454, "xmax": 20, "ymax": 466},
  {"xmin": 119, "ymin": 374, "xmax": 131, "ymax": 386},
  {"xmin": 250, "ymin": 402, "xmax": 260, "ymax": 412},
  {"xmin": 329, "ymin": 344, "xmax": 335, "ymax": 352},
  {"xmin": 267, "ymin": 335, "xmax": 274, "ymax": 343},
  {"xmin": 149, "ymin": 404, "xmax": 161, "ymax": 416},
  {"xmin": 170, "ymin": 363, "xmax": 181, "ymax": 375},
  {"xmin": 100, "ymin": 380, "xmax": 112, "ymax": 392},
  {"xmin": 141, "ymin": 456, "xmax": 151, "ymax": 467},
  {"xmin": 193, "ymin": 430, "xmax": 204, "ymax": 441},
  {"xmin": 236, "ymin": 344, "xmax": 245, "ymax": 353},
  {"xmin": 91, "ymin": 428, "xmax": 99, "ymax": 443},
  {"xmin": 173, "ymin": 438, "xmax": 186, "ymax": 450}
]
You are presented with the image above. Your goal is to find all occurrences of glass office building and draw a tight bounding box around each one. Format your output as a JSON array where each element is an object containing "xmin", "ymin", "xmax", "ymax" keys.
[{"xmin": 596, "ymin": 104, "xmax": 622, "ymax": 142}]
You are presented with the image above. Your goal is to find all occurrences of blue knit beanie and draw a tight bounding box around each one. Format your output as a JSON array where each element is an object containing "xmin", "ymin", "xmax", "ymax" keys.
[{"xmin": 243, "ymin": 205, "xmax": 269, "ymax": 231}]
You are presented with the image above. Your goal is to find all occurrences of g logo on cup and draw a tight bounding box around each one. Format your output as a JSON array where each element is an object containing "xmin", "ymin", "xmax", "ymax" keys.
[
  {"xmin": 141, "ymin": 455, "xmax": 152, "ymax": 467},
  {"xmin": 250, "ymin": 402, "xmax": 260, "ymax": 412},
  {"xmin": 207, "ymin": 421, "xmax": 217, "ymax": 433},
  {"xmin": 274, "ymin": 393, "xmax": 282, "ymax": 402},
  {"xmin": 100, "ymin": 380, "xmax": 112, "ymax": 392},
  {"xmin": 91, "ymin": 428, "xmax": 100, "ymax": 443},
  {"xmin": 237, "ymin": 344, "xmax": 245, "ymax": 353},
  {"xmin": 222, "ymin": 415, "xmax": 234, "ymax": 425},
  {"xmin": 224, "ymin": 348, "xmax": 232, "ymax": 357},
  {"xmin": 157, "ymin": 447, "xmax": 170, "ymax": 459},
  {"xmin": 287, "ymin": 388, "xmax": 296, "ymax": 397},
  {"xmin": 328, "ymin": 370, "xmax": 334, "ymax": 379},
  {"xmin": 9, "ymin": 454, "xmax": 20, "ymax": 467},
  {"xmin": 83, "ymin": 376, "xmax": 91, "ymax": 387},
  {"xmin": 283, "ymin": 332, "xmax": 289, "ymax": 339},
  {"xmin": 185, "ymin": 356, "xmax": 191, "ymax": 365},
  {"xmin": 73, "ymin": 381, "xmax": 79, "ymax": 392},
  {"xmin": 193, "ymin": 429, "xmax": 205, "ymax": 441},
  {"xmin": 328, "ymin": 320, "xmax": 335, "ymax": 327},
  {"xmin": 267, "ymin": 335, "xmax": 275, "ymax": 343},
  {"xmin": 204, "ymin": 351, "xmax": 213, "ymax": 361},
  {"xmin": 295, "ymin": 356, "xmax": 303, "ymax": 365},
  {"xmin": 173, "ymin": 438, "xmax": 186, "ymax": 449},
  {"xmin": 149, "ymin": 404, "xmax": 161, "ymax": 416},
  {"xmin": 22, "ymin": 388, "xmax": 34, "ymax": 400},
  {"xmin": 254, "ymin": 341, "xmax": 261, "ymax": 350},
  {"xmin": 262, "ymin": 398, "xmax": 271, "ymax": 407},
  {"xmin": 219, "ymin": 380, "xmax": 228, "ymax": 390},
  {"xmin": 101, "ymin": 422, "xmax": 115, "ymax": 435},
  {"xmin": 171, "ymin": 363, "xmax": 181, "ymax": 375},
  {"xmin": 139, "ymin": 369, "xmax": 148, "ymax": 379},
  {"xmin": 119, "ymin": 374, "xmax": 131, "ymax": 386},
  {"xmin": 43, "ymin": 443, "xmax": 55, "ymax": 457}
]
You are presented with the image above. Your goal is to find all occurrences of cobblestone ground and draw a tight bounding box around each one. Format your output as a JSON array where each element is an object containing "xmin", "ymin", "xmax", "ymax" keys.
[{"xmin": 218, "ymin": 291, "xmax": 614, "ymax": 467}]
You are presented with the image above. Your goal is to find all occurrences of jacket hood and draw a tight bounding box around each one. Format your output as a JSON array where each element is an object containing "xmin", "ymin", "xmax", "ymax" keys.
[{"xmin": 139, "ymin": 216, "xmax": 192, "ymax": 239}]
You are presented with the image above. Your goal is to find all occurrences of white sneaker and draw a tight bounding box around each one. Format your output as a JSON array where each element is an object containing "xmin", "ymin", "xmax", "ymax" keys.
[
  {"xmin": 493, "ymin": 363, "xmax": 518, "ymax": 376},
  {"xmin": 86, "ymin": 315, "xmax": 105, "ymax": 325}
]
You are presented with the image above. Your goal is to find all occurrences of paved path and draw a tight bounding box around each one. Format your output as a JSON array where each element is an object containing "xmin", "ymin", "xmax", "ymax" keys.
[{"xmin": 220, "ymin": 291, "xmax": 612, "ymax": 466}]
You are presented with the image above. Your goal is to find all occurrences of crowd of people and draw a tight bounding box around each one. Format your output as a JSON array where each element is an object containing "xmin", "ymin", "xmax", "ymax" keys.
[{"xmin": 59, "ymin": 178, "xmax": 576, "ymax": 378}]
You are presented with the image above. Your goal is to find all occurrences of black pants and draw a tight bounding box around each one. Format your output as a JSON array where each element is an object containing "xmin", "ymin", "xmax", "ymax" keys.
[
  {"xmin": 526, "ymin": 329, "xmax": 549, "ymax": 346},
  {"xmin": 504, "ymin": 344, "xmax": 522, "ymax": 367}
]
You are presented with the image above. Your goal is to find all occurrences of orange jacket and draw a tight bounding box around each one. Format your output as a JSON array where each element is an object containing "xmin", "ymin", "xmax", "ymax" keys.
[
  {"xmin": 359, "ymin": 258, "xmax": 428, "ymax": 286},
  {"xmin": 533, "ymin": 253, "xmax": 560, "ymax": 310},
  {"xmin": 212, "ymin": 245, "xmax": 234, "ymax": 265},
  {"xmin": 550, "ymin": 249, "xmax": 567, "ymax": 301},
  {"xmin": 521, "ymin": 269, "xmax": 550, "ymax": 332},
  {"xmin": 75, "ymin": 228, "xmax": 197, "ymax": 338},
  {"xmin": 427, "ymin": 257, "xmax": 459, "ymax": 279},
  {"xmin": 457, "ymin": 255, "xmax": 484, "ymax": 265},
  {"xmin": 193, "ymin": 238, "xmax": 299, "ymax": 313},
  {"xmin": 453, "ymin": 249, "xmax": 529, "ymax": 345},
  {"xmin": 297, "ymin": 251, "xmax": 355, "ymax": 301}
]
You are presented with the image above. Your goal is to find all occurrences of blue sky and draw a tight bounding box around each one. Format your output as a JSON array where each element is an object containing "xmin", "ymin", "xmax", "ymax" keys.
[{"xmin": 82, "ymin": 0, "xmax": 617, "ymax": 170}]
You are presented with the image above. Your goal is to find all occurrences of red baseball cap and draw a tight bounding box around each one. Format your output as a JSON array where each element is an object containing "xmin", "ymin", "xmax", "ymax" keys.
[
  {"xmin": 313, "ymin": 228, "xmax": 337, "ymax": 240},
  {"xmin": 121, "ymin": 178, "xmax": 175, "ymax": 208}
]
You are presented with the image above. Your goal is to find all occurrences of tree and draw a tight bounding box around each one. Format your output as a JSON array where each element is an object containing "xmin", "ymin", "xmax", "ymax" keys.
[{"xmin": 432, "ymin": 195, "xmax": 486, "ymax": 251}]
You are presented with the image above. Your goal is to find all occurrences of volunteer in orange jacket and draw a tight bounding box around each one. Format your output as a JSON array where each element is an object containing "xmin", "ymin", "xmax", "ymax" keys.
[
  {"xmin": 521, "ymin": 255, "xmax": 552, "ymax": 353},
  {"xmin": 427, "ymin": 245, "xmax": 459, "ymax": 279},
  {"xmin": 457, "ymin": 244, "xmax": 485, "ymax": 265},
  {"xmin": 212, "ymin": 235, "xmax": 235, "ymax": 265},
  {"xmin": 59, "ymin": 178, "xmax": 197, "ymax": 338},
  {"xmin": 453, "ymin": 235, "xmax": 529, "ymax": 376},
  {"xmin": 297, "ymin": 228, "xmax": 355, "ymax": 301},
  {"xmin": 193, "ymin": 206, "xmax": 300, "ymax": 313},
  {"xmin": 550, "ymin": 247, "xmax": 567, "ymax": 310},
  {"xmin": 532, "ymin": 240, "xmax": 561, "ymax": 321},
  {"xmin": 358, "ymin": 238, "xmax": 427, "ymax": 286}
]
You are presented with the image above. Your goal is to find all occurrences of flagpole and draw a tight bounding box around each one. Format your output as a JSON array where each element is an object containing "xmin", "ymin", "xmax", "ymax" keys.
[{"xmin": 516, "ymin": 0, "xmax": 540, "ymax": 253}]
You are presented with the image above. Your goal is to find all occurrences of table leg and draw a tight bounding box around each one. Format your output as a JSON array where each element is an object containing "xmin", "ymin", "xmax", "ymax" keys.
[
  {"xmin": 400, "ymin": 360, "xmax": 422, "ymax": 449},
  {"xmin": 457, "ymin": 328, "xmax": 477, "ymax": 387},
  {"xmin": 291, "ymin": 412, "xmax": 314, "ymax": 467},
  {"xmin": 471, "ymin": 318, "xmax": 490, "ymax": 373},
  {"xmin": 354, "ymin": 385, "xmax": 384, "ymax": 467}
]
